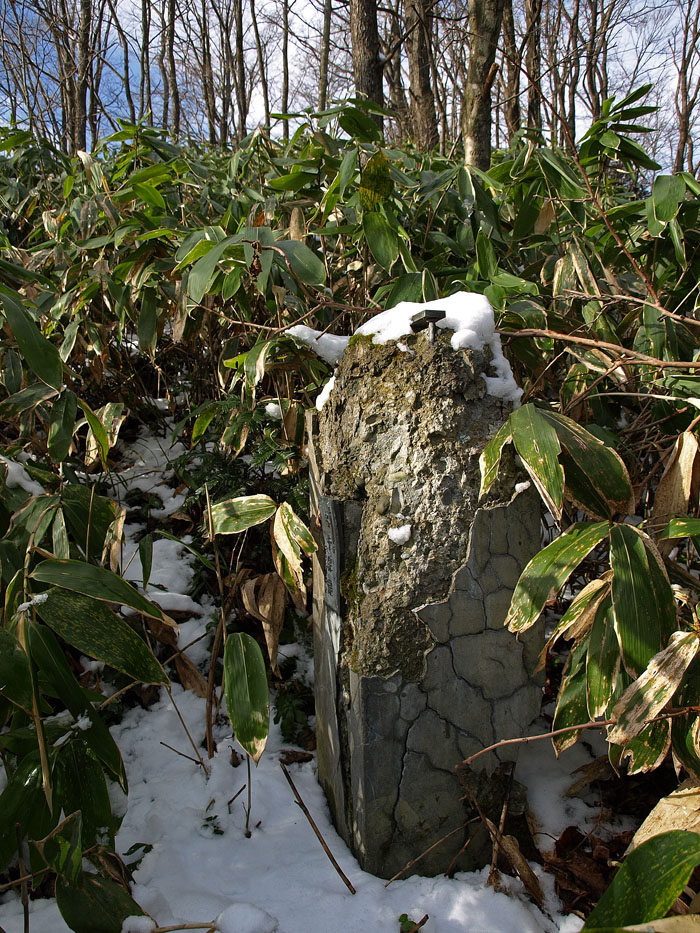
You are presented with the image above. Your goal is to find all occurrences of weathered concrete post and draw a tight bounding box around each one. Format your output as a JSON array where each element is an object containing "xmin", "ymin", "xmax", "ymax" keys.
[{"xmin": 307, "ymin": 296, "xmax": 544, "ymax": 878}]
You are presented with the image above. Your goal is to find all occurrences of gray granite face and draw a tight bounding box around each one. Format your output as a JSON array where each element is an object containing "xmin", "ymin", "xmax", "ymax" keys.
[{"xmin": 309, "ymin": 329, "xmax": 544, "ymax": 879}]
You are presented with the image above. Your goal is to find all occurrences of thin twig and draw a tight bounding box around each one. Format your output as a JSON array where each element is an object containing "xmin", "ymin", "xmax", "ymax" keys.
[
  {"xmin": 152, "ymin": 925, "xmax": 216, "ymax": 932},
  {"xmin": 460, "ymin": 707, "xmax": 700, "ymax": 768},
  {"xmin": 462, "ymin": 720, "xmax": 615, "ymax": 768},
  {"xmin": 166, "ymin": 684, "xmax": 210, "ymax": 777},
  {"xmin": 0, "ymin": 867, "xmax": 50, "ymax": 894},
  {"xmin": 488, "ymin": 762, "xmax": 515, "ymax": 887},
  {"xmin": 445, "ymin": 826, "xmax": 478, "ymax": 877},
  {"xmin": 279, "ymin": 762, "xmax": 356, "ymax": 895},
  {"xmin": 384, "ymin": 820, "xmax": 477, "ymax": 886},
  {"xmin": 406, "ymin": 915, "xmax": 430, "ymax": 932},
  {"xmin": 159, "ymin": 741, "xmax": 201, "ymax": 765},
  {"xmin": 499, "ymin": 327, "xmax": 700, "ymax": 369}
]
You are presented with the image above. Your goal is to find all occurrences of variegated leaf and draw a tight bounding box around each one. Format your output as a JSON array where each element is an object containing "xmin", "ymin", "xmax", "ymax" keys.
[
  {"xmin": 510, "ymin": 404, "xmax": 564, "ymax": 521},
  {"xmin": 209, "ymin": 494, "xmax": 277, "ymax": 535},
  {"xmin": 615, "ymin": 718, "xmax": 672, "ymax": 775},
  {"xmin": 479, "ymin": 420, "xmax": 513, "ymax": 497},
  {"xmin": 506, "ymin": 521, "xmax": 610, "ymax": 633},
  {"xmin": 608, "ymin": 630, "xmax": 700, "ymax": 745},
  {"xmin": 541, "ymin": 410, "xmax": 634, "ymax": 519},
  {"xmin": 536, "ymin": 574, "xmax": 611, "ymax": 673}
]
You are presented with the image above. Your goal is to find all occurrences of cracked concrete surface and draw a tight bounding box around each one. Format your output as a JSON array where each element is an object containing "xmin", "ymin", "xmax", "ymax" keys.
[{"xmin": 309, "ymin": 331, "xmax": 544, "ymax": 878}]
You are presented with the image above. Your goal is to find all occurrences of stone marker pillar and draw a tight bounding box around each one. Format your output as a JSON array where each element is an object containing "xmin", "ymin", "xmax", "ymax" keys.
[{"xmin": 309, "ymin": 329, "xmax": 544, "ymax": 878}]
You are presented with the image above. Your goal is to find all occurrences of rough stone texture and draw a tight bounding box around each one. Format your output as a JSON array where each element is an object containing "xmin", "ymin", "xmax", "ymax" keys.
[{"xmin": 310, "ymin": 329, "xmax": 544, "ymax": 879}]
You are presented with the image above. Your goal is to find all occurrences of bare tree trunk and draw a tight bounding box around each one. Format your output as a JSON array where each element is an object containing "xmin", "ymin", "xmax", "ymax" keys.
[
  {"xmin": 501, "ymin": 0, "xmax": 521, "ymax": 143},
  {"xmin": 318, "ymin": 0, "xmax": 333, "ymax": 109},
  {"xmin": 462, "ymin": 0, "xmax": 505, "ymax": 169},
  {"xmin": 250, "ymin": 0, "xmax": 270, "ymax": 128},
  {"xmin": 198, "ymin": 0, "xmax": 218, "ymax": 143},
  {"xmin": 106, "ymin": 0, "xmax": 136, "ymax": 123},
  {"xmin": 75, "ymin": 0, "xmax": 90, "ymax": 150},
  {"xmin": 406, "ymin": 0, "xmax": 439, "ymax": 148},
  {"xmin": 349, "ymin": 0, "xmax": 384, "ymax": 127},
  {"xmin": 166, "ymin": 0, "xmax": 180, "ymax": 136},
  {"xmin": 384, "ymin": 0, "xmax": 410, "ymax": 140},
  {"xmin": 282, "ymin": 0, "xmax": 289, "ymax": 140},
  {"xmin": 672, "ymin": 0, "xmax": 700, "ymax": 172},
  {"xmin": 524, "ymin": 0, "xmax": 542, "ymax": 129},
  {"xmin": 140, "ymin": 0, "xmax": 152, "ymax": 119},
  {"xmin": 234, "ymin": 0, "xmax": 247, "ymax": 139}
]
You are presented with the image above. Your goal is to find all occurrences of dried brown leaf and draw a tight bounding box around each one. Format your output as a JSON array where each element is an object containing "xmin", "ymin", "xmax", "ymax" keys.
[
  {"xmin": 653, "ymin": 432, "xmax": 700, "ymax": 553},
  {"xmin": 627, "ymin": 778, "xmax": 700, "ymax": 854},
  {"xmin": 483, "ymin": 816, "xmax": 544, "ymax": 906}
]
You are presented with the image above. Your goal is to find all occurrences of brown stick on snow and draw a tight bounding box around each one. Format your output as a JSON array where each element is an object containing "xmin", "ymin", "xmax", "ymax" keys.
[
  {"xmin": 406, "ymin": 915, "xmax": 429, "ymax": 932},
  {"xmin": 279, "ymin": 762, "xmax": 356, "ymax": 895}
]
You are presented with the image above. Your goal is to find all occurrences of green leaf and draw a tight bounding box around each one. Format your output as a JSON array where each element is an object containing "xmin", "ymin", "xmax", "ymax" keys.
[
  {"xmin": 48, "ymin": 389, "xmax": 78, "ymax": 462},
  {"xmin": 61, "ymin": 484, "xmax": 117, "ymax": 562},
  {"xmin": 652, "ymin": 175, "xmax": 686, "ymax": 223},
  {"xmin": 363, "ymin": 211, "xmax": 399, "ymax": 272},
  {"xmin": 663, "ymin": 517, "xmax": 700, "ymax": 539},
  {"xmin": 35, "ymin": 811, "xmax": 83, "ymax": 885},
  {"xmin": 26, "ymin": 624, "xmax": 126, "ymax": 788},
  {"xmin": 3, "ymin": 348, "xmax": 22, "ymax": 393},
  {"xmin": 475, "ymin": 230, "xmax": 498, "ymax": 280},
  {"xmin": 338, "ymin": 147, "xmax": 358, "ymax": 197},
  {"xmin": 55, "ymin": 741, "xmax": 116, "ymax": 848},
  {"xmin": 586, "ymin": 596, "xmax": 619, "ymax": 718},
  {"xmin": 0, "ymin": 753, "xmax": 52, "ymax": 871},
  {"xmin": 275, "ymin": 239, "xmax": 326, "ymax": 285},
  {"xmin": 1, "ymin": 291, "xmax": 62, "ymax": 390},
  {"xmin": 210, "ymin": 495, "xmax": 277, "ymax": 535},
  {"xmin": 188, "ymin": 236, "xmax": 236, "ymax": 304},
  {"xmin": 56, "ymin": 872, "xmax": 147, "ymax": 933},
  {"xmin": 31, "ymin": 559, "xmax": 171, "ymax": 623},
  {"xmin": 138, "ymin": 287, "xmax": 158, "ymax": 355},
  {"xmin": 510, "ymin": 404, "xmax": 565, "ymax": 520},
  {"xmin": 339, "ymin": 107, "xmax": 382, "ymax": 143},
  {"xmin": 0, "ymin": 626, "xmax": 33, "ymax": 711},
  {"xmin": 37, "ymin": 588, "xmax": 167, "ymax": 684},
  {"xmin": 610, "ymin": 525, "xmax": 678, "ymax": 677},
  {"xmin": 223, "ymin": 632, "xmax": 270, "ymax": 763},
  {"xmin": 506, "ymin": 522, "xmax": 610, "ymax": 633},
  {"xmin": 139, "ymin": 534, "xmax": 153, "ymax": 589},
  {"xmin": 267, "ymin": 171, "xmax": 316, "ymax": 192},
  {"xmin": 133, "ymin": 181, "xmax": 166, "ymax": 209},
  {"xmin": 583, "ymin": 831, "xmax": 700, "ymax": 929}
]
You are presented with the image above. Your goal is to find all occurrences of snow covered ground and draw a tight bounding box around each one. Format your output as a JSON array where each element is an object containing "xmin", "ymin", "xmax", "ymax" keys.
[{"xmin": 0, "ymin": 414, "xmax": 620, "ymax": 933}]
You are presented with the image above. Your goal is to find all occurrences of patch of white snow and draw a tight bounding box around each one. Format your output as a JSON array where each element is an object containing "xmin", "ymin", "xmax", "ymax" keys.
[
  {"xmin": 0, "ymin": 455, "xmax": 45, "ymax": 497},
  {"xmin": 286, "ymin": 325, "xmax": 349, "ymax": 366},
  {"xmin": 388, "ymin": 524, "xmax": 412, "ymax": 545},
  {"xmin": 315, "ymin": 376, "xmax": 335, "ymax": 410}
]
